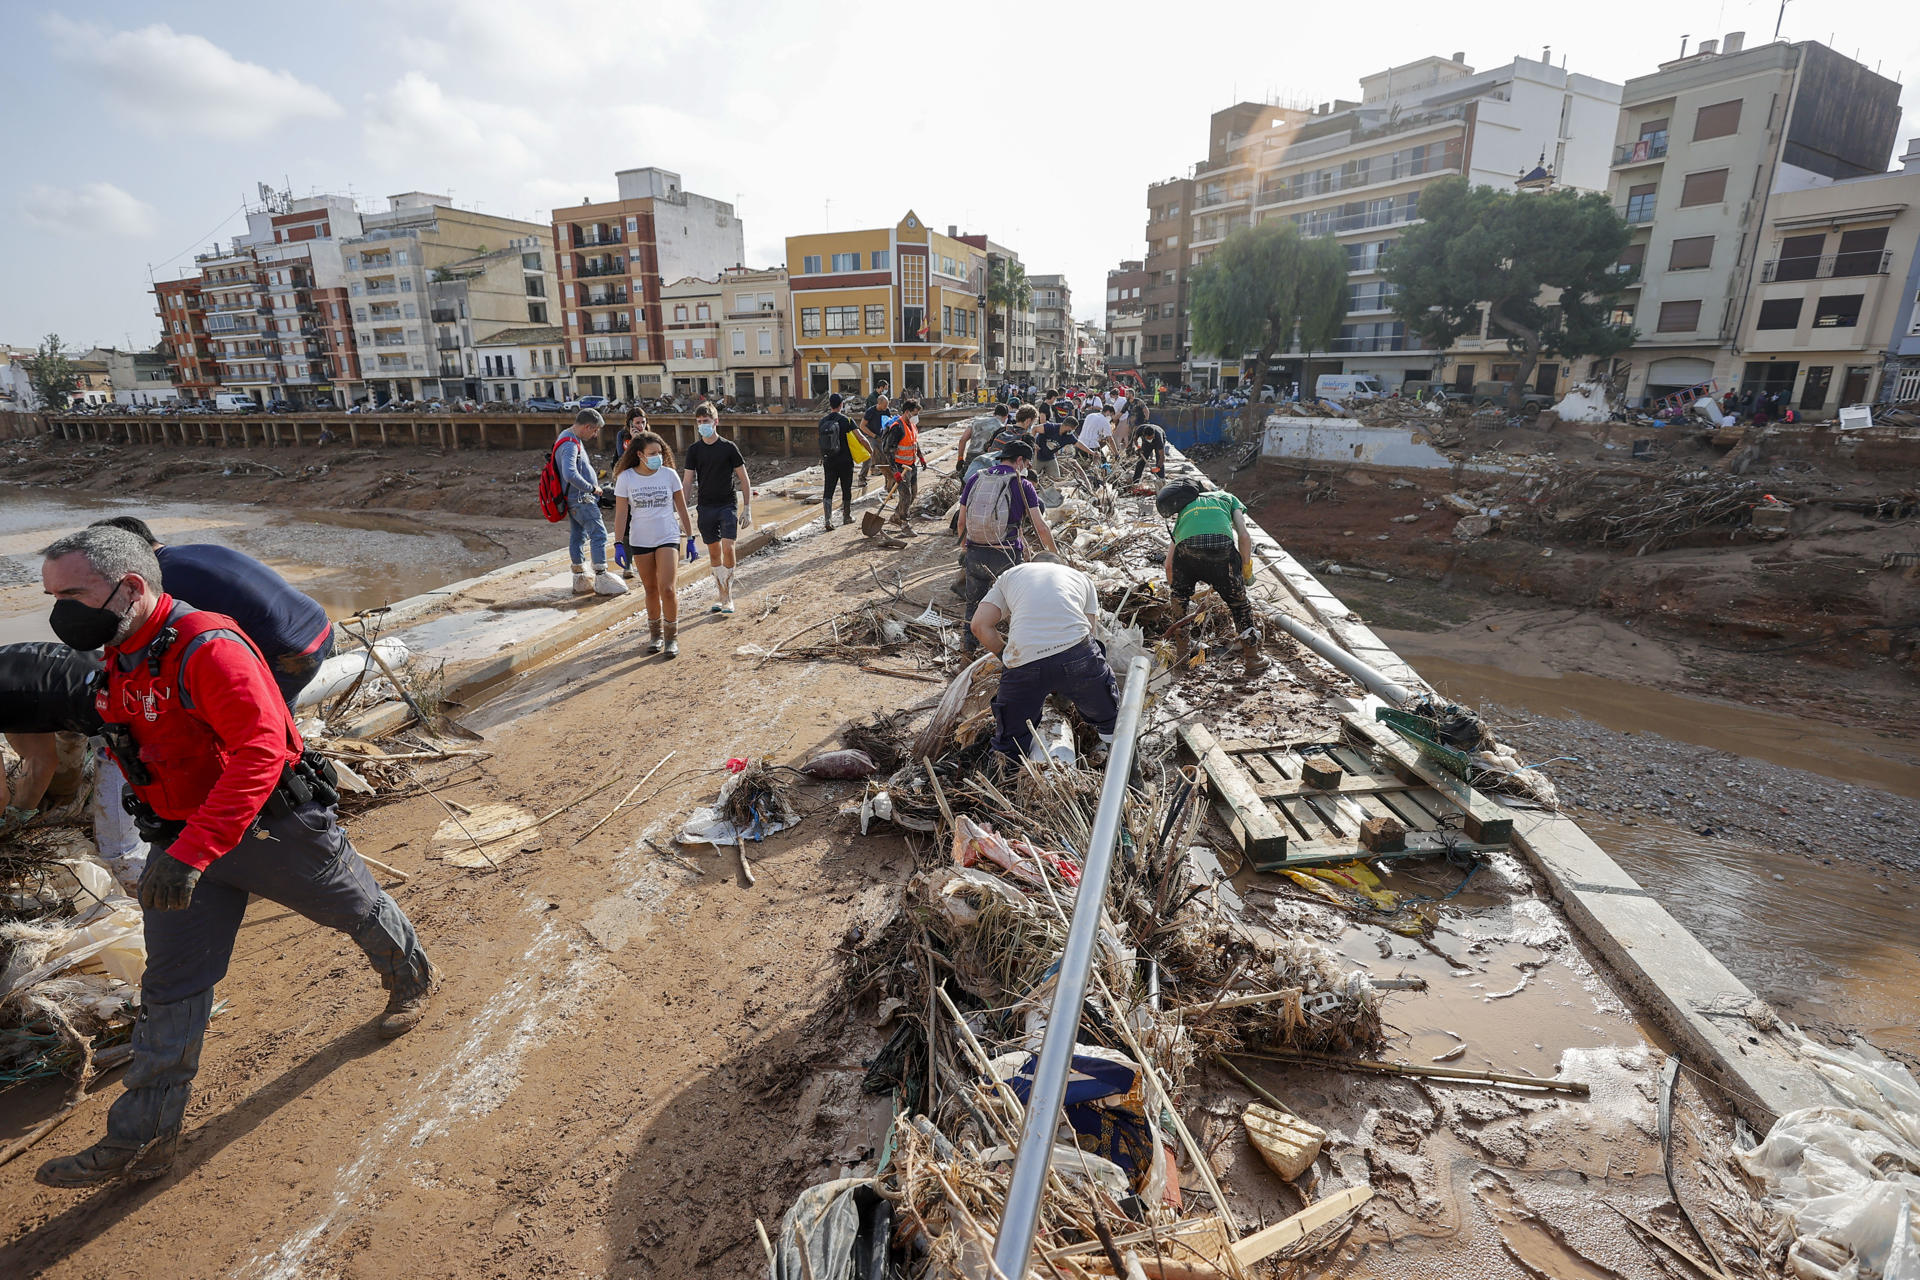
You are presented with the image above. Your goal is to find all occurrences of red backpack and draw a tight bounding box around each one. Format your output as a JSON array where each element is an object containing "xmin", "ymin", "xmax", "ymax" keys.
[{"xmin": 538, "ymin": 435, "xmax": 571, "ymax": 522}]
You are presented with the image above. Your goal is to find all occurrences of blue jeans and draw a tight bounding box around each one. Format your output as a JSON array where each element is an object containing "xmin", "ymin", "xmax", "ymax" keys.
[
  {"xmin": 990, "ymin": 638, "xmax": 1120, "ymax": 759},
  {"xmin": 568, "ymin": 494, "xmax": 608, "ymax": 568}
]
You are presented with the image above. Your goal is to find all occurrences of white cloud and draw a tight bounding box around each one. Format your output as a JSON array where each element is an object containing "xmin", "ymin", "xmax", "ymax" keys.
[
  {"xmin": 43, "ymin": 16, "xmax": 342, "ymax": 140},
  {"xmin": 362, "ymin": 72, "xmax": 548, "ymax": 179},
  {"xmin": 19, "ymin": 182, "xmax": 158, "ymax": 237}
]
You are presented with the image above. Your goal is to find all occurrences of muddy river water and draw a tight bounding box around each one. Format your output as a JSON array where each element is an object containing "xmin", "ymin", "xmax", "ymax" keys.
[
  {"xmin": 0, "ymin": 485, "xmax": 529, "ymax": 645},
  {"xmin": 1392, "ymin": 651, "xmax": 1920, "ymax": 1058}
]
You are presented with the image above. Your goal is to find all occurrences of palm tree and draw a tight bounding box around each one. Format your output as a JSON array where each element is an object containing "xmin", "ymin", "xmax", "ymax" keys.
[{"xmin": 986, "ymin": 259, "xmax": 1031, "ymax": 379}]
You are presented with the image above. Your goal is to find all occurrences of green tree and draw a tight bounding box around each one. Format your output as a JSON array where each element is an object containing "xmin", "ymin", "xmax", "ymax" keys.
[
  {"xmin": 986, "ymin": 258, "xmax": 1031, "ymax": 378},
  {"xmin": 1386, "ymin": 176, "xmax": 1637, "ymax": 408},
  {"xmin": 24, "ymin": 333, "xmax": 78, "ymax": 411},
  {"xmin": 1189, "ymin": 221, "xmax": 1348, "ymax": 412}
]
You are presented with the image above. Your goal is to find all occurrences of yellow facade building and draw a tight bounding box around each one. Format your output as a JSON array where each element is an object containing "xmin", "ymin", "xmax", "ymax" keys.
[{"xmin": 786, "ymin": 211, "xmax": 985, "ymax": 400}]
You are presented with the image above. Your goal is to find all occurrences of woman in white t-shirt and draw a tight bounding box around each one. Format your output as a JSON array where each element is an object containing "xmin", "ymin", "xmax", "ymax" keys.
[{"xmin": 611, "ymin": 431, "xmax": 694, "ymax": 657}]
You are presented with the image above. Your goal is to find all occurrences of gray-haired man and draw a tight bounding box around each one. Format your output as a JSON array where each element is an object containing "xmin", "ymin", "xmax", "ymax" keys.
[{"xmin": 34, "ymin": 526, "xmax": 436, "ymax": 1188}]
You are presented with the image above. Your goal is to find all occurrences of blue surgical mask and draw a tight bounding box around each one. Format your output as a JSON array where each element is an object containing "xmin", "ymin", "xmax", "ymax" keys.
[
  {"xmin": 643, "ymin": 453, "xmax": 663, "ymax": 471},
  {"xmin": 697, "ymin": 422, "xmax": 716, "ymax": 438}
]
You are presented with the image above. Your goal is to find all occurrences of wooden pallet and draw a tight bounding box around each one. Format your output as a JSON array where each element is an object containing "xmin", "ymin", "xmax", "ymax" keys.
[{"xmin": 1178, "ymin": 717, "xmax": 1513, "ymax": 870}]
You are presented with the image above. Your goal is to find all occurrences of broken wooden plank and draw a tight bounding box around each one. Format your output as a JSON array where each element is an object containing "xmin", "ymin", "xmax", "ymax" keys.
[
  {"xmin": 1231, "ymin": 1049, "xmax": 1590, "ymax": 1095},
  {"xmin": 1263, "ymin": 835, "xmax": 1508, "ymax": 869},
  {"xmin": 1181, "ymin": 723, "xmax": 1288, "ymax": 863},
  {"xmin": 1248, "ymin": 773, "xmax": 1420, "ymax": 800},
  {"xmin": 1342, "ymin": 712, "xmax": 1513, "ymax": 843},
  {"xmin": 1230, "ymin": 1184, "xmax": 1373, "ymax": 1267}
]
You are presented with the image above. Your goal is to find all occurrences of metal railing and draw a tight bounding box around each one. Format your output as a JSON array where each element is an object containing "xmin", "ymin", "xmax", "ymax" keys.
[
  {"xmin": 1761, "ymin": 249, "xmax": 1894, "ymax": 282},
  {"xmin": 1617, "ymin": 201, "xmax": 1657, "ymax": 225},
  {"xmin": 1614, "ymin": 136, "xmax": 1670, "ymax": 164},
  {"xmin": 990, "ymin": 655, "xmax": 1152, "ymax": 1279}
]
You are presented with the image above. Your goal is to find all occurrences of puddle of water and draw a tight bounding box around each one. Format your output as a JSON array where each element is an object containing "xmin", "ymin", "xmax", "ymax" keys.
[
  {"xmin": 1581, "ymin": 815, "xmax": 1920, "ymax": 1057},
  {"xmin": 1396, "ymin": 651, "xmax": 1920, "ymax": 801},
  {"xmin": 0, "ymin": 485, "xmax": 520, "ymax": 643}
]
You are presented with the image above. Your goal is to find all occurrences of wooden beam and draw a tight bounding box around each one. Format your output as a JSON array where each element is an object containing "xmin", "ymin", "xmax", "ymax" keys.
[
  {"xmin": 1180, "ymin": 723, "xmax": 1288, "ymax": 863},
  {"xmin": 1230, "ymin": 1184, "xmax": 1372, "ymax": 1267},
  {"xmin": 1341, "ymin": 712, "xmax": 1512, "ymax": 843}
]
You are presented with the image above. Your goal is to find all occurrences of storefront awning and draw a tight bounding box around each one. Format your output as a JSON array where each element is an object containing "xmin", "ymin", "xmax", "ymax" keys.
[{"xmin": 831, "ymin": 362, "xmax": 859, "ymax": 379}]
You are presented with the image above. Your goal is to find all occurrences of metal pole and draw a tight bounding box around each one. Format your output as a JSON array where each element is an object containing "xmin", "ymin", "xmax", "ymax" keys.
[
  {"xmin": 990, "ymin": 654, "xmax": 1152, "ymax": 1280},
  {"xmin": 1246, "ymin": 547, "xmax": 1416, "ymax": 706}
]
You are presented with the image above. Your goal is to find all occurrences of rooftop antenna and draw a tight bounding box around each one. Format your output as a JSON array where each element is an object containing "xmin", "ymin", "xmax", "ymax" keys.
[{"xmin": 1774, "ymin": 0, "xmax": 1789, "ymax": 40}]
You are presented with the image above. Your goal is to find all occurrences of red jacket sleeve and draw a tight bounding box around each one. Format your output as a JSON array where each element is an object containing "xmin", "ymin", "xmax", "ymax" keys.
[{"xmin": 168, "ymin": 635, "xmax": 297, "ymax": 869}]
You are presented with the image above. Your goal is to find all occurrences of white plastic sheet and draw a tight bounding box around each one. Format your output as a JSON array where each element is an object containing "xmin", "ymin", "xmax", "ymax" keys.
[{"xmin": 1736, "ymin": 1037, "xmax": 1920, "ymax": 1280}]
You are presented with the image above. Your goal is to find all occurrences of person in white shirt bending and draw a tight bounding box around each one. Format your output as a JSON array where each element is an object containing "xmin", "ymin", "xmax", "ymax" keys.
[{"xmin": 968, "ymin": 554, "xmax": 1119, "ymax": 765}]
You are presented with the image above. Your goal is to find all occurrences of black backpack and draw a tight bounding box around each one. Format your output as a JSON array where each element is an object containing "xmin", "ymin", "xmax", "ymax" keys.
[{"xmin": 819, "ymin": 411, "xmax": 846, "ymax": 457}]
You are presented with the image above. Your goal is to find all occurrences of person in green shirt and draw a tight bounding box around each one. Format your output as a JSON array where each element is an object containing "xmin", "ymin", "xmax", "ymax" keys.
[{"xmin": 1156, "ymin": 481, "xmax": 1266, "ymax": 672}]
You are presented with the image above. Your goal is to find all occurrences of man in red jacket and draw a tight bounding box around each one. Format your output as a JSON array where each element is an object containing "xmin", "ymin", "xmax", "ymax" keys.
[{"xmin": 34, "ymin": 526, "xmax": 437, "ymax": 1188}]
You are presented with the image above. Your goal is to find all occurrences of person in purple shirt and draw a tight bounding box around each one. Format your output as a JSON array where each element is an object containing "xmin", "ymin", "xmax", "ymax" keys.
[
  {"xmin": 954, "ymin": 439, "xmax": 1059, "ymax": 652},
  {"xmin": 90, "ymin": 516, "xmax": 334, "ymax": 706}
]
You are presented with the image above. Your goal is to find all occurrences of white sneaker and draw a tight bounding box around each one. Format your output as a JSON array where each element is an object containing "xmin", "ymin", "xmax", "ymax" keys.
[
  {"xmin": 571, "ymin": 570, "xmax": 594, "ymax": 595},
  {"xmin": 592, "ymin": 571, "xmax": 629, "ymax": 596}
]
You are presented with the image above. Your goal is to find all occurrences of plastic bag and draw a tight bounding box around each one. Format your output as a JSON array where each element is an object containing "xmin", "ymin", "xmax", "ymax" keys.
[
  {"xmin": 1735, "ymin": 1037, "xmax": 1920, "ymax": 1280},
  {"xmin": 950, "ymin": 815, "xmax": 1081, "ymax": 888}
]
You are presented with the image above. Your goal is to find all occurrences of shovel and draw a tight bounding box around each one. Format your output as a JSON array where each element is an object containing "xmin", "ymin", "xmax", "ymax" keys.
[
  {"xmin": 341, "ymin": 621, "xmax": 483, "ymax": 741},
  {"xmin": 861, "ymin": 484, "xmax": 904, "ymax": 538}
]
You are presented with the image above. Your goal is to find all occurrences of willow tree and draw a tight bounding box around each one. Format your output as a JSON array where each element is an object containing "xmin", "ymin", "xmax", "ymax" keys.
[
  {"xmin": 1386, "ymin": 175, "xmax": 1637, "ymax": 406},
  {"xmin": 1189, "ymin": 221, "xmax": 1348, "ymax": 406}
]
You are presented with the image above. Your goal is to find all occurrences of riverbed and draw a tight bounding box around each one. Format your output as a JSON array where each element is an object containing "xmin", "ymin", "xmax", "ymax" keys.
[
  {"xmin": 1384, "ymin": 638, "xmax": 1920, "ymax": 1060},
  {"xmin": 0, "ymin": 485, "xmax": 556, "ymax": 644}
]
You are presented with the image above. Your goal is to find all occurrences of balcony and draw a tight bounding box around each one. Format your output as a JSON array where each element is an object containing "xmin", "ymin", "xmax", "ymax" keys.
[
  {"xmin": 571, "ymin": 229, "xmax": 625, "ymax": 247},
  {"xmin": 436, "ymin": 336, "xmax": 463, "ymax": 351},
  {"xmin": 583, "ymin": 290, "xmax": 631, "ymax": 306},
  {"xmin": 357, "ymin": 255, "xmax": 393, "ymax": 271},
  {"xmin": 375, "ymin": 355, "xmax": 412, "ymax": 371},
  {"xmin": 1616, "ymin": 201, "xmax": 1657, "ymax": 225},
  {"xmin": 372, "ymin": 336, "xmax": 409, "ymax": 349},
  {"xmin": 1760, "ymin": 249, "xmax": 1894, "ymax": 282},
  {"xmin": 438, "ymin": 362, "xmax": 463, "ymax": 378},
  {"xmin": 585, "ymin": 319, "xmax": 633, "ymax": 334},
  {"xmin": 579, "ymin": 345, "xmax": 634, "ymax": 363},
  {"xmin": 725, "ymin": 306, "xmax": 775, "ymax": 320},
  {"xmin": 1328, "ymin": 334, "xmax": 1413, "ymax": 353},
  {"xmin": 209, "ymin": 299, "xmax": 256, "ymax": 313},
  {"xmin": 1614, "ymin": 136, "xmax": 1670, "ymax": 166},
  {"xmin": 577, "ymin": 260, "xmax": 628, "ymax": 278},
  {"xmin": 430, "ymin": 308, "xmax": 457, "ymax": 323},
  {"xmin": 364, "ymin": 283, "xmax": 400, "ymax": 296}
]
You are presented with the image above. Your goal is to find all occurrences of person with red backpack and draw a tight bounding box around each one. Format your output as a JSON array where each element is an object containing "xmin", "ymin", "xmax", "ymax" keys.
[{"xmin": 541, "ymin": 409, "xmax": 626, "ymax": 596}]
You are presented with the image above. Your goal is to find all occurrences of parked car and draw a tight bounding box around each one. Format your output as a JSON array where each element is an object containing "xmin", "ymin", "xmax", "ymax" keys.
[
  {"xmin": 569, "ymin": 395, "xmax": 608, "ymax": 411},
  {"xmin": 214, "ymin": 392, "xmax": 258, "ymax": 413},
  {"xmin": 1471, "ymin": 380, "xmax": 1553, "ymax": 409},
  {"xmin": 266, "ymin": 399, "xmax": 298, "ymax": 413},
  {"xmin": 525, "ymin": 397, "xmax": 566, "ymax": 412}
]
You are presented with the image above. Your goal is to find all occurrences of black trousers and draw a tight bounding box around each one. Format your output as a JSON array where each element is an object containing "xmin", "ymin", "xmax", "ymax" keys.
[
  {"xmin": 822, "ymin": 453, "xmax": 854, "ymax": 515},
  {"xmin": 1170, "ymin": 544, "xmax": 1256, "ymax": 633}
]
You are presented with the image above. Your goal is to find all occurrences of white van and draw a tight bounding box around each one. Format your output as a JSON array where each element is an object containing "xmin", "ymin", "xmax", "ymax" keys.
[
  {"xmin": 214, "ymin": 392, "xmax": 258, "ymax": 413},
  {"xmin": 1313, "ymin": 374, "xmax": 1388, "ymax": 402}
]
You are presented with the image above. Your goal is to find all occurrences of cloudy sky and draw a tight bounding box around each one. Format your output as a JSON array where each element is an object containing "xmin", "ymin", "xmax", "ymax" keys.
[{"xmin": 5, "ymin": 0, "xmax": 1915, "ymax": 352}]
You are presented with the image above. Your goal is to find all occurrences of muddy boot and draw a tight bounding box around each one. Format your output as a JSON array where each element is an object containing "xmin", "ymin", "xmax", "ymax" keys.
[
  {"xmin": 38, "ymin": 990, "xmax": 213, "ymax": 1188},
  {"xmin": 821, "ymin": 499, "xmax": 835, "ymax": 530},
  {"xmin": 842, "ymin": 504, "xmax": 853, "ymax": 525},
  {"xmin": 661, "ymin": 621, "xmax": 679, "ymax": 659},
  {"xmin": 570, "ymin": 563, "xmax": 593, "ymax": 595},
  {"xmin": 1241, "ymin": 642, "xmax": 1270, "ymax": 677},
  {"xmin": 592, "ymin": 567, "xmax": 628, "ymax": 596},
  {"xmin": 646, "ymin": 617, "xmax": 664, "ymax": 654},
  {"xmin": 378, "ymin": 955, "xmax": 439, "ymax": 1039}
]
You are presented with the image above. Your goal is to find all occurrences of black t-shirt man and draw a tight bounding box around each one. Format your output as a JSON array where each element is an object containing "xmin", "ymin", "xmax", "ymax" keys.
[{"xmin": 682, "ymin": 437, "xmax": 747, "ymax": 508}]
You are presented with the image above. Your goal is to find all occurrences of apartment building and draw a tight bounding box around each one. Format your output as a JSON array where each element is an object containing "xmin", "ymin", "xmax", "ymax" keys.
[
  {"xmin": 1074, "ymin": 322, "xmax": 1106, "ymax": 382},
  {"xmin": 1154, "ymin": 54, "xmax": 1621, "ymax": 394},
  {"xmin": 786, "ymin": 211, "xmax": 986, "ymax": 400},
  {"xmin": 1141, "ymin": 178, "xmax": 1195, "ymax": 385},
  {"xmin": 1106, "ymin": 260, "xmax": 1147, "ymax": 375},
  {"xmin": 1030, "ymin": 274, "xmax": 1073, "ymax": 384},
  {"xmin": 553, "ymin": 167, "xmax": 745, "ymax": 403},
  {"xmin": 474, "ymin": 325, "xmax": 569, "ymax": 403},
  {"xmin": 956, "ymin": 234, "xmax": 1034, "ymax": 383},
  {"xmin": 337, "ymin": 194, "xmax": 554, "ymax": 405},
  {"xmin": 715, "ymin": 265, "xmax": 794, "ymax": 404},
  {"xmin": 1606, "ymin": 36, "xmax": 1902, "ymax": 404},
  {"xmin": 1733, "ymin": 158, "xmax": 1920, "ymax": 415},
  {"xmin": 154, "ymin": 278, "xmax": 214, "ymax": 403},
  {"xmin": 1888, "ymin": 141, "xmax": 1920, "ymax": 405},
  {"xmin": 663, "ymin": 276, "xmax": 724, "ymax": 399}
]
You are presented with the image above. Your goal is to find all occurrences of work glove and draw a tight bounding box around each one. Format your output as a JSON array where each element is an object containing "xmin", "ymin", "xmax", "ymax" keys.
[
  {"xmin": 613, "ymin": 542, "xmax": 629, "ymax": 569},
  {"xmin": 684, "ymin": 536, "xmax": 698, "ymax": 563},
  {"xmin": 741, "ymin": 506, "xmax": 753, "ymax": 529},
  {"xmin": 138, "ymin": 853, "xmax": 201, "ymax": 913},
  {"xmin": 1244, "ymin": 559, "xmax": 1255, "ymax": 581}
]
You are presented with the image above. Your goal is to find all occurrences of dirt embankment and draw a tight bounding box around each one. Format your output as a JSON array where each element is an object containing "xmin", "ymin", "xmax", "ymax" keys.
[
  {"xmin": 2, "ymin": 433, "xmax": 815, "ymax": 523},
  {"xmin": 1205, "ymin": 440, "xmax": 1920, "ymax": 737}
]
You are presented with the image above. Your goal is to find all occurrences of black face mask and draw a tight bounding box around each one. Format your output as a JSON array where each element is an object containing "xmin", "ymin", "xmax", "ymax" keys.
[{"xmin": 49, "ymin": 580, "xmax": 129, "ymax": 652}]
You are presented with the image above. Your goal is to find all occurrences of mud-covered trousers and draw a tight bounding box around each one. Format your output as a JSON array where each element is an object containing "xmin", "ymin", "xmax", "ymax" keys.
[
  {"xmin": 1170, "ymin": 544, "xmax": 1257, "ymax": 634},
  {"xmin": 960, "ymin": 545, "xmax": 1021, "ymax": 651},
  {"xmin": 989, "ymin": 639, "xmax": 1120, "ymax": 760},
  {"xmin": 107, "ymin": 797, "xmax": 430, "ymax": 1148}
]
